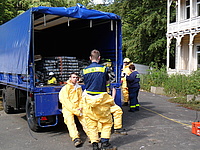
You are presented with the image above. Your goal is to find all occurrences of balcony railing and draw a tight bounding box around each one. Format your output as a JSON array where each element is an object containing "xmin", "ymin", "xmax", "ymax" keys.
[{"xmin": 168, "ymin": 16, "xmax": 200, "ymax": 33}]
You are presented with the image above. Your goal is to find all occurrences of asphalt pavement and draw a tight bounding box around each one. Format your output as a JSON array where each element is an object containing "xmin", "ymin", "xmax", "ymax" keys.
[{"xmin": 0, "ymin": 91, "xmax": 200, "ymax": 150}]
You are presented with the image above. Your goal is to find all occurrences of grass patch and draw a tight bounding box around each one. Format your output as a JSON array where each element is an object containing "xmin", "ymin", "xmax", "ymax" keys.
[{"xmin": 168, "ymin": 97, "xmax": 200, "ymax": 111}]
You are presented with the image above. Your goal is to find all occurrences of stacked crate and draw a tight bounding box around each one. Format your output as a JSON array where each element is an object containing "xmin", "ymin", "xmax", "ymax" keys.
[
  {"xmin": 35, "ymin": 56, "xmax": 116, "ymax": 85},
  {"xmin": 56, "ymin": 56, "xmax": 80, "ymax": 82},
  {"xmin": 35, "ymin": 56, "xmax": 82, "ymax": 84}
]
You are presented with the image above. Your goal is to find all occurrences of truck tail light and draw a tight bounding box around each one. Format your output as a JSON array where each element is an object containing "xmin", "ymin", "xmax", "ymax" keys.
[
  {"xmin": 29, "ymin": 93, "xmax": 33, "ymax": 98},
  {"xmin": 40, "ymin": 116, "xmax": 48, "ymax": 121}
]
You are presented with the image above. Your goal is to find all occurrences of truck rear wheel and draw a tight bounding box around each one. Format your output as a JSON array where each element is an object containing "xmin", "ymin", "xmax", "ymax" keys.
[
  {"xmin": 2, "ymin": 89, "xmax": 14, "ymax": 114},
  {"xmin": 26, "ymin": 97, "xmax": 41, "ymax": 132}
]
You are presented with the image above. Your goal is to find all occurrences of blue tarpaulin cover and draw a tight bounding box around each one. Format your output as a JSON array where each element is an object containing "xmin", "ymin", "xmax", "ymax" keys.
[
  {"xmin": 32, "ymin": 4, "xmax": 121, "ymax": 20},
  {"xmin": 0, "ymin": 4, "xmax": 121, "ymax": 75}
]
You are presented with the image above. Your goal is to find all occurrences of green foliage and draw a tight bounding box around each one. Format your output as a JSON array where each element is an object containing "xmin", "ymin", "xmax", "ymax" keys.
[
  {"xmin": 141, "ymin": 67, "xmax": 200, "ymax": 97},
  {"xmin": 0, "ymin": 0, "xmax": 171, "ymax": 66},
  {"xmin": 164, "ymin": 70, "xmax": 200, "ymax": 96},
  {"xmin": 0, "ymin": 0, "xmax": 52, "ymax": 24},
  {"xmin": 121, "ymin": 0, "xmax": 167, "ymax": 66},
  {"xmin": 140, "ymin": 63, "xmax": 168, "ymax": 91},
  {"xmin": 0, "ymin": 0, "xmax": 94, "ymax": 25}
]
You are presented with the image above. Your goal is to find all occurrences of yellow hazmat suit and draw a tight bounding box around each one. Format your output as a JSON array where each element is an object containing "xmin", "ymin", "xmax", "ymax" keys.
[
  {"xmin": 98, "ymin": 104, "xmax": 123, "ymax": 132},
  {"xmin": 110, "ymin": 104, "xmax": 123, "ymax": 129},
  {"xmin": 47, "ymin": 77, "xmax": 57, "ymax": 84},
  {"xmin": 59, "ymin": 80, "xmax": 87, "ymax": 141},
  {"xmin": 83, "ymin": 92, "xmax": 115, "ymax": 143},
  {"xmin": 121, "ymin": 59, "xmax": 132, "ymax": 103}
]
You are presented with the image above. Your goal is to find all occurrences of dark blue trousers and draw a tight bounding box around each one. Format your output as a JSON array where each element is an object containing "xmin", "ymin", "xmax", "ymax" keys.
[{"xmin": 128, "ymin": 87, "xmax": 140, "ymax": 111}]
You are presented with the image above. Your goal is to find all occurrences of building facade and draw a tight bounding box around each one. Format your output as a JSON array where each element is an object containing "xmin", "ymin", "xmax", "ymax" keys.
[{"xmin": 167, "ymin": 0, "xmax": 200, "ymax": 75}]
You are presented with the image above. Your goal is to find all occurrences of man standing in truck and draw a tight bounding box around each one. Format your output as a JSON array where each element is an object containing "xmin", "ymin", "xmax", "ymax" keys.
[{"xmin": 82, "ymin": 49, "xmax": 117, "ymax": 150}]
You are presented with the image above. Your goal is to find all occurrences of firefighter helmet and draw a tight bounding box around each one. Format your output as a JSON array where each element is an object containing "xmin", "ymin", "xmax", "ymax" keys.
[
  {"xmin": 123, "ymin": 58, "xmax": 130, "ymax": 63},
  {"xmin": 49, "ymin": 72, "xmax": 54, "ymax": 76}
]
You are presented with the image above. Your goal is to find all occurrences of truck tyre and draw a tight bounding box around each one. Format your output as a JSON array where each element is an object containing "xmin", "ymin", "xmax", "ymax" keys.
[
  {"xmin": 26, "ymin": 97, "xmax": 40, "ymax": 132},
  {"xmin": 2, "ymin": 89, "xmax": 14, "ymax": 114}
]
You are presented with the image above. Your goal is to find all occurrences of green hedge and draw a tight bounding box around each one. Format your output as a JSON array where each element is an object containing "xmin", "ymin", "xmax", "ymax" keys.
[{"xmin": 140, "ymin": 65, "xmax": 200, "ymax": 97}]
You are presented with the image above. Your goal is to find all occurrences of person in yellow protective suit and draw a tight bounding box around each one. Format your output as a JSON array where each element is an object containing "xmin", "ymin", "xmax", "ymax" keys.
[
  {"xmin": 121, "ymin": 58, "xmax": 132, "ymax": 106},
  {"xmin": 111, "ymin": 87, "xmax": 127, "ymax": 135},
  {"xmin": 59, "ymin": 73, "xmax": 87, "ymax": 148},
  {"xmin": 99, "ymin": 87, "xmax": 127, "ymax": 135},
  {"xmin": 98, "ymin": 103, "xmax": 127, "ymax": 135},
  {"xmin": 47, "ymin": 72, "xmax": 57, "ymax": 85},
  {"xmin": 82, "ymin": 49, "xmax": 117, "ymax": 150}
]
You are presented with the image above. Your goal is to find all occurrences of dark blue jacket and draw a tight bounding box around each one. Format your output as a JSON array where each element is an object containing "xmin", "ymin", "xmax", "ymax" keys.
[
  {"xmin": 83, "ymin": 62, "xmax": 109, "ymax": 94},
  {"xmin": 126, "ymin": 71, "xmax": 140, "ymax": 89}
]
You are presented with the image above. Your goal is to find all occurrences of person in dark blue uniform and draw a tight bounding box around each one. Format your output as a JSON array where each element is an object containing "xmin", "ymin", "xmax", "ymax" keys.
[
  {"xmin": 83, "ymin": 51, "xmax": 109, "ymax": 94},
  {"xmin": 82, "ymin": 49, "xmax": 117, "ymax": 150},
  {"xmin": 126, "ymin": 64, "xmax": 140, "ymax": 112}
]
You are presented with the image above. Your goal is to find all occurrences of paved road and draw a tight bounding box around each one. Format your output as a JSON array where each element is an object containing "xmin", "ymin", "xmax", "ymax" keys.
[{"xmin": 0, "ymin": 91, "xmax": 200, "ymax": 150}]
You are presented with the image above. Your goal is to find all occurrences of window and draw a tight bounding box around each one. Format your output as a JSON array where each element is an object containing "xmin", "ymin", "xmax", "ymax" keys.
[
  {"xmin": 197, "ymin": 46, "xmax": 200, "ymax": 68},
  {"xmin": 170, "ymin": 1, "xmax": 177, "ymax": 23},
  {"xmin": 186, "ymin": 0, "xmax": 190, "ymax": 19},
  {"xmin": 197, "ymin": 0, "xmax": 200, "ymax": 16}
]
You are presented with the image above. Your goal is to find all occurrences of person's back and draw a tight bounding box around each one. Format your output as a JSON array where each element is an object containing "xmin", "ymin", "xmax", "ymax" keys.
[
  {"xmin": 83, "ymin": 62, "xmax": 108, "ymax": 94},
  {"xmin": 82, "ymin": 49, "xmax": 117, "ymax": 150}
]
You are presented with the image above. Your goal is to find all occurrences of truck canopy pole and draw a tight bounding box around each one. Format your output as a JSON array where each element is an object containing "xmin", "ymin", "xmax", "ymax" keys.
[
  {"xmin": 43, "ymin": 14, "xmax": 46, "ymax": 26},
  {"xmin": 67, "ymin": 17, "xmax": 70, "ymax": 26},
  {"xmin": 115, "ymin": 21, "xmax": 118, "ymax": 83},
  {"xmin": 111, "ymin": 20, "xmax": 113, "ymax": 31},
  {"xmin": 90, "ymin": 20, "xmax": 92, "ymax": 28}
]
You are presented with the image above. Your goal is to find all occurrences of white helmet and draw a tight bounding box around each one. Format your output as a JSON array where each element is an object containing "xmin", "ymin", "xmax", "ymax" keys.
[
  {"xmin": 49, "ymin": 72, "xmax": 54, "ymax": 76},
  {"xmin": 123, "ymin": 58, "xmax": 130, "ymax": 63}
]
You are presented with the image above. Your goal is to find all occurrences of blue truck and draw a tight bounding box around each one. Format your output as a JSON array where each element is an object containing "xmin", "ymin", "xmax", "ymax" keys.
[{"xmin": 0, "ymin": 4, "xmax": 123, "ymax": 131}]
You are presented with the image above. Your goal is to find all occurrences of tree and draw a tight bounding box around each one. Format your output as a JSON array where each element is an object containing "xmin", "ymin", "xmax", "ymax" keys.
[
  {"xmin": 0, "ymin": 0, "xmax": 51, "ymax": 25},
  {"xmin": 122, "ymin": 0, "xmax": 167, "ymax": 66},
  {"xmin": 0, "ymin": 0, "xmax": 169, "ymax": 67},
  {"xmin": 91, "ymin": 0, "xmax": 168, "ymax": 66}
]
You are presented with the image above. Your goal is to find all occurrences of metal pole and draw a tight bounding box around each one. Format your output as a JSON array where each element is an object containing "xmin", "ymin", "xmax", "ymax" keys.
[
  {"xmin": 68, "ymin": 17, "xmax": 70, "ymax": 26},
  {"xmin": 111, "ymin": 20, "xmax": 113, "ymax": 31},
  {"xmin": 115, "ymin": 21, "xmax": 118, "ymax": 82},
  {"xmin": 43, "ymin": 14, "xmax": 46, "ymax": 26},
  {"xmin": 90, "ymin": 20, "xmax": 92, "ymax": 28}
]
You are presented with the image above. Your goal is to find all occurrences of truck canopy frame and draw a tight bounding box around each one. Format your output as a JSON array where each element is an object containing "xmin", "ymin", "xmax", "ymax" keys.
[{"xmin": 0, "ymin": 4, "xmax": 123, "ymax": 89}]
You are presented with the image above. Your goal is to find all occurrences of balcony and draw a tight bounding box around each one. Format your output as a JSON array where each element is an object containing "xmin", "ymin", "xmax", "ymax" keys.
[{"xmin": 168, "ymin": 16, "xmax": 200, "ymax": 34}]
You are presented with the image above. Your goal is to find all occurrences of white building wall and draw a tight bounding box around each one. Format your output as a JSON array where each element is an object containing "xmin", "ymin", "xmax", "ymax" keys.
[{"xmin": 167, "ymin": 0, "xmax": 200, "ymax": 75}]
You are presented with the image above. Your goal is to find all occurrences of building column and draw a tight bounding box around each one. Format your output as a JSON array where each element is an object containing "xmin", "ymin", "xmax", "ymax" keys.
[
  {"xmin": 175, "ymin": 34, "xmax": 183, "ymax": 72},
  {"xmin": 166, "ymin": 34, "xmax": 173, "ymax": 71},
  {"xmin": 189, "ymin": 33, "xmax": 196, "ymax": 73}
]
